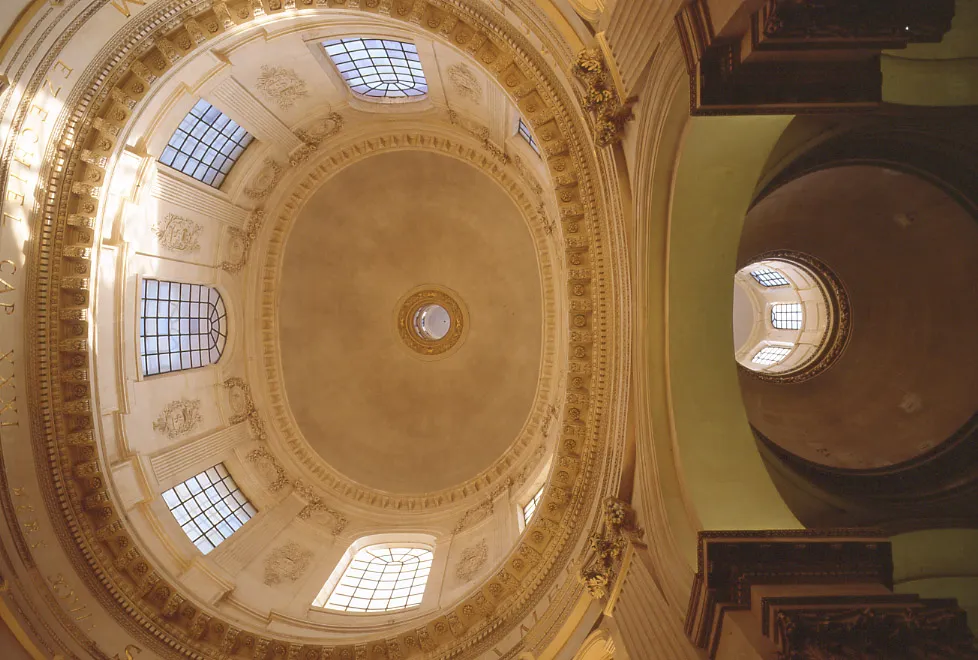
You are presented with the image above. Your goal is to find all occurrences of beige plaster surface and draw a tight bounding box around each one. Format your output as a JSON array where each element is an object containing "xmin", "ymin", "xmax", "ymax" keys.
[
  {"xmin": 279, "ymin": 150, "xmax": 542, "ymax": 494},
  {"xmin": 739, "ymin": 166, "xmax": 978, "ymax": 469}
]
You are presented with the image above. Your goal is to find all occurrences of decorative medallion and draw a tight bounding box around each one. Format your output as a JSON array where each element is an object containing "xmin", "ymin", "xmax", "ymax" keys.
[
  {"xmin": 396, "ymin": 287, "xmax": 468, "ymax": 358},
  {"xmin": 453, "ymin": 499, "xmax": 493, "ymax": 535},
  {"xmin": 256, "ymin": 65, "xmax": 308, "ymax": 110},
  {"xmin": 244, "ymin": 158, "xmax": 284, "ymax": 201},
  {"xmin": 447, "ymin": 62, "xmax": 483, "ymax": 103},
  {"xmin": 152, "ymin": 398, "xmax": 202, "ymax": 439},
  {"xmin": 153, "ymin": 213, "xmax": 201, "ymax": 252},
  {"xmin": 455, "ymin": 539, "xmax": 489, "ymax": 582},
  {"xmin": 246, "ymin": 446, "xmax": 289, "ymax": 493},
  {"xmin": 263, "ymin": 542, "xmax": 313, "ymax": 586}
]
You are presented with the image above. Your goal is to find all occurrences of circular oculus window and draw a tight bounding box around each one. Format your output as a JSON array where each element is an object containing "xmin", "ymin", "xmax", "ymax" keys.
[{"xmin": 397, "ymin": 288, "xmax": 467, "ymax": 357}]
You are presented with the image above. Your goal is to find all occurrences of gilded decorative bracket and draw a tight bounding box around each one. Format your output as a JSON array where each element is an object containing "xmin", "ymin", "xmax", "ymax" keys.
[
  {"xmin": 571, "ymin": 49, "xmax": 636, "ymax": 148},
  {"xmin": 577, "ymin": 497, "xmax": 643, "ymax": 600}
]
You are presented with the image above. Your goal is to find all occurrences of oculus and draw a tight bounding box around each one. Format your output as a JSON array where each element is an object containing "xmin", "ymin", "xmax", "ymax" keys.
[{"xmin": 396, "ymin": 287, "xmax": 467, "ymax": 357}]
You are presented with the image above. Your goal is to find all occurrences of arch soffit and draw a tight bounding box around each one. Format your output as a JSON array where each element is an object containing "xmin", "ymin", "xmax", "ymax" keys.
[{"xmin": 15, "ymin": 2, "xmax": 629, "ymax": 660}]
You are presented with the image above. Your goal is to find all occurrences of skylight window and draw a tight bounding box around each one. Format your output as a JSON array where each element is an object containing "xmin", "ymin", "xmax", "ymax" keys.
[
  {"xmin": 771, "ymin": 303, "xmax": 803, "ymax": 330},
  {"xmin": 750, "ymin": 267, "xmax": 791, "ymax": 288},
  {"xmin": 324, "ymin": 38, "xmax": 427, "ymax": 99},
  {"xmin": 518, "ymin": 118, "xmax": 540, "ymax": 155},
  {"xmin": 314, "ymin": 545, "xmax": 433, "ymax": 612},
  {"xmin": 162, "ymin": 464, "xmax": 255, "ymax": 555},
  {"xmin": 140, "ymin": 279, "xmax": 227, "ymax": 376},
  {"xmin": 752, "ymin": 345, "xmax": 793, "ymax": 366},
  {"xmin": 159, "ymin": 99, "xmax": 254, "ymax": 188},
  {"xmin": 522, "ymin": 486, "xmax": 544, "ymax": 526}
]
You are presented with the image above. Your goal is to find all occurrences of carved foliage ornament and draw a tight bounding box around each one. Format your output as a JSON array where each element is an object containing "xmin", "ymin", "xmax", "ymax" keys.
[
  {"xmin": 455, "ymin": 539, "xmax": 489, "ymax": 583},
  {"xmin": 152, "ymin": 398, "xmax": 202, "ymax": 438},
  {"xmin": 578, "ymin": 497, "xmax": 643, "ymax": 600},
  {"xmin": 571, "ymin": 48, "xmax": 635, "ymax": 147},
  {"xmin": 221, "ymin": 208, "xmax": 265, "ymax": 274},
  {"xmin": 153, "ymin": 213, "xmax": 201, "ymax": 252},
  {"xmin": 263, "ymin": 542, "xmax": 313, "ymax": 586},
  {"xmin": 256, "ymin": 65, "xmax": 309, "ymax": 110},
  {"xmin": 246, "ymin": 446, "xmax": 289, "ymax": 493}
]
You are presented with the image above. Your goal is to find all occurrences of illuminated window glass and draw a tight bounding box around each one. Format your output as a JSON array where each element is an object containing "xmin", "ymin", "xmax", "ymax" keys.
[
  {"xmin": 522, "ymin": 486, "xmax": 544, "ymax": 526},
  {"xmin": 750, "ymin": 267, "xmax": 791, "ymax": 288},
  {"xmin": 771, "ymin": 303, "xmax": 803, "ymax": 330},
  {"xmin": 158, "ymin": 99, "xmax": 254, "ymax": 188},
  {"xmin": 518, "ymin": 118, "xmax": 539, "ymax": 155},
  {"xmin": 324, "ymin": 38, "xmax": 427, "ymax": 99},
  {"xmin": 752, "ymin": 345, "xmax": 793, "ymax": 366},
  {"xmin": 140, "ymin": 279, "xmax": 227, "ymax": 376},
  {"xmin": 162, "ymin": 464, "xmax": 255, "ymax": 555},
  {"xmin": 315, "ymin": 546, "xmax": 433, "ymax": 612}
]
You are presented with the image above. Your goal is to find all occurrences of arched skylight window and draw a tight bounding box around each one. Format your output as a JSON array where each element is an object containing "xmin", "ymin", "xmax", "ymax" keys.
[
  {"xmin": 752, "ymin": 345, "xmax": 793, "ymax": 366},
  {"xmin": 314, "ymin": 546, "xmax": 433, "ymax": 612},
  {"xmin": 162, "ymin": 464, "xmax": 255, "ymax": 555},
  {"xmin": 140, "ymin": 279, "xmax": 227, "ymax": 376},
  {"xmin": 750, "ymin": 266, "xmax": 791, "ymax": 288},
  {"xmin": 159, "ymin": 99, "xmax": 254, "ymax": 188},
  {"xmin": 771, "ymin": 302, "xmax": 803, "ymax": 330},
  {"xmin": 522, "ymin": 486, "xmax": 544, "ymax": 526},
  {"xmin": 518, "ymin": 118, "xmax": 540, "ymax": 155},
  {"xmin": 324, "ymin": 38, "xmax": 427, "ymax": 99}
]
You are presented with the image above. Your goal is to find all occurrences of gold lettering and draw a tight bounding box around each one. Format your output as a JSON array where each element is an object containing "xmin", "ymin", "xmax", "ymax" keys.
[
  {"xmin": 19, "ymin": 128, "xmax": 39, "ymax": 144},
  {"xmin": 41, "ymin": 78, "xmax": 62, "ymax": 99},
  {"xmin": 12, "ymin": 487, "xmax": 26, "ymax": 497},
  {"xmin": 109, "ymin": 0, "xmax": 147, "ymax": 18},
  {"xmin": 7, "ymin": 172, "xmax": 28, "ymax": 186},
  {"xmin": 0, "ymin": 350, "xmax": 12, "ymax": 364},
  {"xmin": 12, "ymin": 149, "xmax": 32, "ymax": 168},
  {"xmin": 15, "ymin": 503, "xmax": 33, "ymax": 514},
  {"xmin": 53, "ymin": 60, "xmax": 74, "ymax": 79},
  {"xmin": 28, "ymin": 104, "xmax": 48, "ymax": 122},
  {"xmin": 0, "ymin": 260, "xmax": 16, "ymax": 275},
  {"xmin": 29, "ymin": 539, "xmax": 46, "ymax": 550},
  {"xmin": 5, "ymin": 191, "xmax": 24, "ymax": 206},
  {"xmin": 22, "ymin": 520, "xmax": 38, "ymax": 533},
  {"xmin": 0, "ymin": 278, "xmax": 15, "ymax": 296},
  {"xmin": 2, "ymin": 213, "xmax": 23, "ymax": 227},
  {"xmin": 0, "ymin": 374, "xmax": 12, "ymax": 390},
  {"xmin": 112, "ymin": 644, "xmax": 141, "ymax": 660},
  {"xmin": 0, "ymin": 303, "xmax": 13, "ymax": 315}
]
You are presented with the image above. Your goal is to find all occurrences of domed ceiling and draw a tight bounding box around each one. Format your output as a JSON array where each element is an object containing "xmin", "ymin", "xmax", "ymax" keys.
[{"xmin": 279, "ymin": 150, "xmax": 542, "ymax": 493}]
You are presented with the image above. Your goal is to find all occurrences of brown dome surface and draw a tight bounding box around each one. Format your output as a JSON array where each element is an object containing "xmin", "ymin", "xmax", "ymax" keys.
[
  {"xmin": 279, "ymin": 150, "xmax": 542, "ymax": 493},
  {"xmin": 738, "ymin": 165, "xmax": 978, "ymax": 469}
]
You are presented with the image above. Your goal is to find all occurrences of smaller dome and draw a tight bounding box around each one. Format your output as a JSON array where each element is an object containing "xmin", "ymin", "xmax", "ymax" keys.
[{"xmin": 733, "ymin": 253, "xmax": 849, "ymax": 383}]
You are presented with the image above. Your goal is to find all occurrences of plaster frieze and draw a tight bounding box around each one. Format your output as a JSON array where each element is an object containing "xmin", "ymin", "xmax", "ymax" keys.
[{"xmin": 14, "ymin": 1, "xmax": 630, "ymax": 659}]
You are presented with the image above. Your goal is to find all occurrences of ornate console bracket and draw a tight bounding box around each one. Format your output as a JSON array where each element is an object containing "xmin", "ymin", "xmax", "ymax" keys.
[
  {"xmin": 577, "ymin": 497, "xmax": 643, "ymax": 601},
  {"xmin": 684, "ymin": 530, "xmax": 978, "ymax": 659},
  {"xmin": 571, "ymin": 49, "xmax": 636, "ymax": 148}
]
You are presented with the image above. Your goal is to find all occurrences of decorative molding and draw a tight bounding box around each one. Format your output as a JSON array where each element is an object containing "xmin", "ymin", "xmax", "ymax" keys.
[
  {"xmin": 571, "ymin": 48, "xmax": 635, "ymax": 147},
  {"xmin": 447, "ymin": 62, "xmax": 483, "ymax": 104},
  {"xmin": 263, "ymin": 542, "xmax": 313, "ymax": 586},
  {"xmin": 207, "ymin": 75, "xmax": 303, "ymax": 154},
  {"xmin": 150, "ymin": 424, "xmax": 250, "ymax": 487},
  {"xmin": 152, "ymin": 213, "xmax": 201, "ymax": 252},
  {"xmin": 396, "ymin": 287, "xmax": 467, "ymax": 357},
  {"xmin": 223, "ymin": 377, "xmax": 266, "ymax": 440},
  {"xmin": 290, "ymin": 111, "xmax": 344, "ymax": 166},
  {"xmin": 455, "ymin": 539, "xmax": 489, "ymax": 582},
  {"xmin": 255, "ymin": 65, "xmax": 308, "ymax": 110},
  {"xmin": 294, "ymin": 480, "xmax": 349, "ymax": 536},
  {"xmin": 152, "ymin": 398, "xmax": 202, "ymax": 439}
]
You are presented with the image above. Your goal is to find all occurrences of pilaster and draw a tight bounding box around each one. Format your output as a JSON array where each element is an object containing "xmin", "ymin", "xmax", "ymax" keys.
[
  {"xmin": 150, "ymin": 423, "xmax": 250, "ymax": 489},
  {"xmin": 152, "ymin": 168, "xmax": 249, "ymax": 229}
]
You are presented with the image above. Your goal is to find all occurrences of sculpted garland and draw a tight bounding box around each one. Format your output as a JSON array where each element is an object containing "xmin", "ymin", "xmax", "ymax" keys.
[{"xmin": 24, "ymin": 1, "xmax": 613, "ymax": 660}]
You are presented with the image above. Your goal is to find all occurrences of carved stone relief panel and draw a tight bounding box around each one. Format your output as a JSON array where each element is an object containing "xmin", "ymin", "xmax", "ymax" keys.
[
  {"xmin": 263, "ymin": 541, "xmax": 313, "ymax": 586},
  {"xmin": 256, "ymin": 65, "xmax": 308, "ymax": 110},
  {"xmin": 454, "ymin": 539, "xmax": 489, "ymax": 582},
  {"xmin": 153, "ymin": 213, "xmax": 201, "ymax": 252},
  {"xmin": 153, "ymin": 398, "xmax": 202, "ymax": 439},
  {"xmin": 446, "ymin": 62, "xmax": 482, "ymax": 104}
]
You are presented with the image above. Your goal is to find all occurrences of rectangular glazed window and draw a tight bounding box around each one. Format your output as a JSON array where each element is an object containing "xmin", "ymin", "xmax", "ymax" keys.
[
  {"xmin": 162, "ymin": 464, "xmax": 256, "ymax": 554},
  {"xmin": 158, "ymin": 99, "xmax": 254, "ymax": 188}
]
